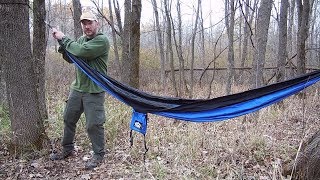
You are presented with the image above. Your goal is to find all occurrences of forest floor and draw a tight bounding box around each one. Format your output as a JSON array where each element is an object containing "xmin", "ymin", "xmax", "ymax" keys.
[
  {"xmin": 1, "ymin": 88, "xmax": 320, "ymax": 179},
  {"xmin": 1, "ymin": 57, "xmax": 320, "ymax": 179}
]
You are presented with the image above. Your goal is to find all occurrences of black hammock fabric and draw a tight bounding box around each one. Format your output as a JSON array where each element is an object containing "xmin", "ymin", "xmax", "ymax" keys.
[{"xmin": 65, "ymin": 51, "xmax": 320, "ymax": 134}]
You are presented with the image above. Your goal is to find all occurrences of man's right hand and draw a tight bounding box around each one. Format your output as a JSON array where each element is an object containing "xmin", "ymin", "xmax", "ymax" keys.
[{"xmin": 52, "ymin": 28, "xmax": 65, "ymax": 40}]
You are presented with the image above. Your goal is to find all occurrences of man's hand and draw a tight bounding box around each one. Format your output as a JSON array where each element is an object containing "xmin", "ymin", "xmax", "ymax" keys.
[{"xmin": 52, "ymin": 28, "xmax": 65, "ymax": 40}]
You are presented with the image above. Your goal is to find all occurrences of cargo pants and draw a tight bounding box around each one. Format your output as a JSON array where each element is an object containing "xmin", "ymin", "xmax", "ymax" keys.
[{"xmin": 62, "ymin": 89, "xmax": 106, "ymax": 160}]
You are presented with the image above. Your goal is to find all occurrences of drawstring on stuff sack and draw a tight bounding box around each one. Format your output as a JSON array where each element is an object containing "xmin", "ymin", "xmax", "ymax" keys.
[{"xmin": 129, "ymin": 110, "xmax": 149, "ymax": 162}]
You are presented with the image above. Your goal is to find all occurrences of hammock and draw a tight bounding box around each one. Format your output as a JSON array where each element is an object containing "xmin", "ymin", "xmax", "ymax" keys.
[{"xmin": 65, "ymin": 52, "xmax": 320, "ymax": 135}]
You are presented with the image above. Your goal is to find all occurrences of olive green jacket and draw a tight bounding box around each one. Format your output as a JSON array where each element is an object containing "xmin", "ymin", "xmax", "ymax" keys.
[{"xmin": 58, "ymin": 33, "xmax": 109, "ymax": 93}]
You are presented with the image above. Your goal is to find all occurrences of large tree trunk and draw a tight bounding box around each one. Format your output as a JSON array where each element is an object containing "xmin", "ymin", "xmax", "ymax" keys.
[
  {"xmin": 291, "ymin": 130, "xmax": 320, "ymax": 179},
  {"xmin": 33, "ymin": 0, "xmax": 48, "ymax": 121},
  {"xmin": 121, "ymin": 0, "xmax": 141, "ymax": 88},
  {"xmin": 0, "ymin": 47, "xmax": 6, "ymax": 106},
  {"xmin": 129, "ymin": 0, "xmax": 141, "ymax": 88},
  {"xmin": 0, "ymin": 0, "xmax": 46, "ymax": 153},
  {"xmin": 121, "ymin": 0, "xmax": 131, "ymax": 85},
  {"xmin": 72, "ymin": 0, "xmax": 82, "ymax": 39},
  {"xmin": 252, "ymin": 0, "xmax": 273, "ymax": 88}
]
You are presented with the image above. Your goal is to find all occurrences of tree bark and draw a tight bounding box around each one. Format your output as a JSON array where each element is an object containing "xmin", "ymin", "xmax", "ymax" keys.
[
  {"xmin": 225, "ymin": 0, "xmax": 235, "ymax": 95},
  {"xmin": 0, "ymin": 0, "xmax": 46, "ymax": 153},
  {"xmin": 129, "ymin": 0, "xmax": 141, "ymax": 88},
  {"xmin": 276, "ymin": 0, "xmax": 288, "ymax": 82},
  {"xmin": 252, "ymin": 0, "xmax": 273, "ymax": 88},
  {"xmin": 72, "ymin": 0, "xmax": 82, "ymax": 39},
  {"xmin": 121, "ymin": 0, "xmax": 132, "ymax": 85},
  {"xmin": 287, "ymin": 0, "xmax": 295, "ymax": 77},
  {"xmin": 33, "ymin": 0, "xmax": 48, "ymax": 121},
  {"xmin": 296, "ymin": 0, "xmax": 312, "ymax": 76}
]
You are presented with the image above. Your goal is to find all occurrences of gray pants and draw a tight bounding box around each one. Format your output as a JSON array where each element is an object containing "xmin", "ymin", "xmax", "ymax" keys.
[{"xmin": 62, "ymin": 90, "xmax": 106, "ymax": 159}]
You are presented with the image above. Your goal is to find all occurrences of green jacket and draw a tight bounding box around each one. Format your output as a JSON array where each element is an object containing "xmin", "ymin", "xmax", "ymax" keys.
[{"xmin": 58, "ymin": 33, "xmax": 109, "ymax": 93}]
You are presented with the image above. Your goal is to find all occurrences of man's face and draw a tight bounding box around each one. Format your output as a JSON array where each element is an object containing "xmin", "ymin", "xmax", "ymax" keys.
[{"xmin": 81, "ymin": 19, "xmax": 99, "ymax": 38}]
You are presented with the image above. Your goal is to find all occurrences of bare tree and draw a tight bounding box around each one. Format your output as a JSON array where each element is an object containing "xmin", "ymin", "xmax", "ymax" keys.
[
  {"xmin": 287, "ymin": 0, "xmax": 295, "ymax": 77},
  {"xmin": 164, "ymin": 0, "xmax": 178, "ymax": 96},
  {"xmin": 108, "ymin": 0, "xmax": 121, "ymax": 75},
  {"xmin": 0, "ymin": 0, "xmax": 47, "ymax": 153},
  {"xmin": 172, "ymin": 0, "xmax": 187, "ymax": 95},
  {"xmin": 296, "ymin": 0, "xmax": 313, "ymax": 75},
  {"xmin": 276, "ymin": 0, "xmax": 289, "ymax": 82},
  {"xmin": 72, "ymin": 0, "xmax": 82, "ymax": 39},
  {"xmin": 225, "ymin": 0, "xmax": 235, "ymax": 95},
  {"xmin": 121, "ymin": 0, "xmax": 142, "ymax": 88},
  {"xmin": 189, "ymin": 0, "xmax": 201, "ymax": 98},
  {"xmin": 240, "ymin": 0, "xmax": 257, "ymax": 70},
  {"xmin": 151, "ymin": 0, "xmax": 165, "ymax": 88},
  {"xmin": 252, "ymin": 0, "xmax": 273, "ymax": 88}
]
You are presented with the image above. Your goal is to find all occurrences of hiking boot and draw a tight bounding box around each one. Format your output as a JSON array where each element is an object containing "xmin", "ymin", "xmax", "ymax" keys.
[
  {"xmin": 84, "ymin": 156, "xmax": 103, "ymax": 170},
  {"xmin": 50, "ymin": 150, "xmax": 75, "ymax": 161}
]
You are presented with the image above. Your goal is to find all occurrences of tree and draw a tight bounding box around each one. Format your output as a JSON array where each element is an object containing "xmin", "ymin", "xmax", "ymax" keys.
[
  {"xmin": 164, "ymin": 0, "xmax": 178, "ymax": 97},
  {"xmin": 252, "ymin": 0, "xmax": 273, "ymax": 88},
  {"xmin": 108, "ymin": 0, "xmax": 121, "ymax": 76},
  {"xmin": 151, "ymin": 0, "xmax": 165, "ymax": 88},
  {"xmin": 33, "ymin": 0, "xmax": 48, "ymax": 120},
  {"xmin": 225, "ymin": 0, "xmax": 235, "ymax": 95},
  {"xmin": 172, "ymin": 0, "xmax": 187, "ymax": 96},
  {"xmin": 0, "ymin": 0, "xmax": 47, "ymax": 153},
  {"xmin": 189, "ymin": 0, "xmax": 201, "ymax": 98},
  {"xmin": 0, "ymin": 45, "xmax": 6, "ymax": 106},
  {"xmin": 72, "ymin": 0, "xmax": 82, "ymax": 39},
  {"xmin": 121, "ymin": 0, "xmax": 141, "ymax": 88},
  {"xmin": 296, "ymin": 0, "xmax": 313, "ymax": 76},
  {"xmin": 276, "ymin": 0, "xmax": 289, "ymax": 82},
  {"xmin": 287, "ymin": 0, "xmax": 295, "ymax": 77}
]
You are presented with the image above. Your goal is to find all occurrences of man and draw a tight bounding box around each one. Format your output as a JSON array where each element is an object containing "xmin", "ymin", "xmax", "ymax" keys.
[{"xmin": 50, "ymin": 10, "xmax": 109, "ymax": 170}]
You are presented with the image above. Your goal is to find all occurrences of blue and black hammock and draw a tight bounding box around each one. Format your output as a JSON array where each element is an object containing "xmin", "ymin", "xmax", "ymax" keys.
[{"xmin": 65, "ymin": 51, "xmax": 320, "ymax": 152}]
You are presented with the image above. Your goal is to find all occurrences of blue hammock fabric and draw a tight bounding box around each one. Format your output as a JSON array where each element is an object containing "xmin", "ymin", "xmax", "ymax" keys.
[{"xmin": 65, "ymin": 51, "xmax": 320, "ymax": 135}]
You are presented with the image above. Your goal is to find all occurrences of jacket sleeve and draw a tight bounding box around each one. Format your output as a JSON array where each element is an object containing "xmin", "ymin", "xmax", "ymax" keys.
[
  {"xmin": 58, "ymin": 46, "xmax": 73, "ymax": 63},
  {"xmin": 58, "ymin": 34, "xmax": 109, "ymax": 61}
]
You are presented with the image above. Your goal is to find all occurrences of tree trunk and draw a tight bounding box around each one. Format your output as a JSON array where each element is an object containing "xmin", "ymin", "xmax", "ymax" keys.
[
  {"xmin": 33, "ymin": 0, "xmax": 48, "ymax": 121},
  {"xmin": 0, "ymin": 0, "xmax": 46, "ymax": 153},
  {"xmin": 225, "ymin": 0, "xmax": 235, "ymax": 95},
  {"xmin": 72, "ymin": 0, "xmax": 82, "ymax": 39},
  {"xmin": 172, "ymin": 0, "xmax": 187, "ymax": 96},
  {"xmin": 296, "ymin": 0, "xmax": 312, "ymax": 76},
  {"xmin": 252, "ymin": 0, "xmax": 273, "ymax": 88},
  {"xmin": 164, "ymin": 0, "xmax": 178, "ymax": 97},
  {"xmin": 151, "ymin": 0, "xmax": 166, "ymax": 89},
  {"xmin": 129, "ymin": 0, "xmax": 141, "ymax": 88},
  {"xmin": 0, "ymin": 61, "xmax": 6, "ymax": 106},
  {"xmin": 291, "ymin": 130, "xmax": 320, "ymax": 179},
  {"xmin": 189, "ymin": 0, "xmax": 201, "ymax": 98},
  {"xmin": 121, "ymin": 0, "xmax": 132, "ymax": 85},
  {"xmin": 108, "ymin": 0, "xmax": 121, "ymax": 76},
  {"xmin": 287, "ymin": 0, "xmax": 295, "ymax": 77},
  {"xmin": 276, "ymin": 0, "xmax": 288, "ymax": 82}
]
